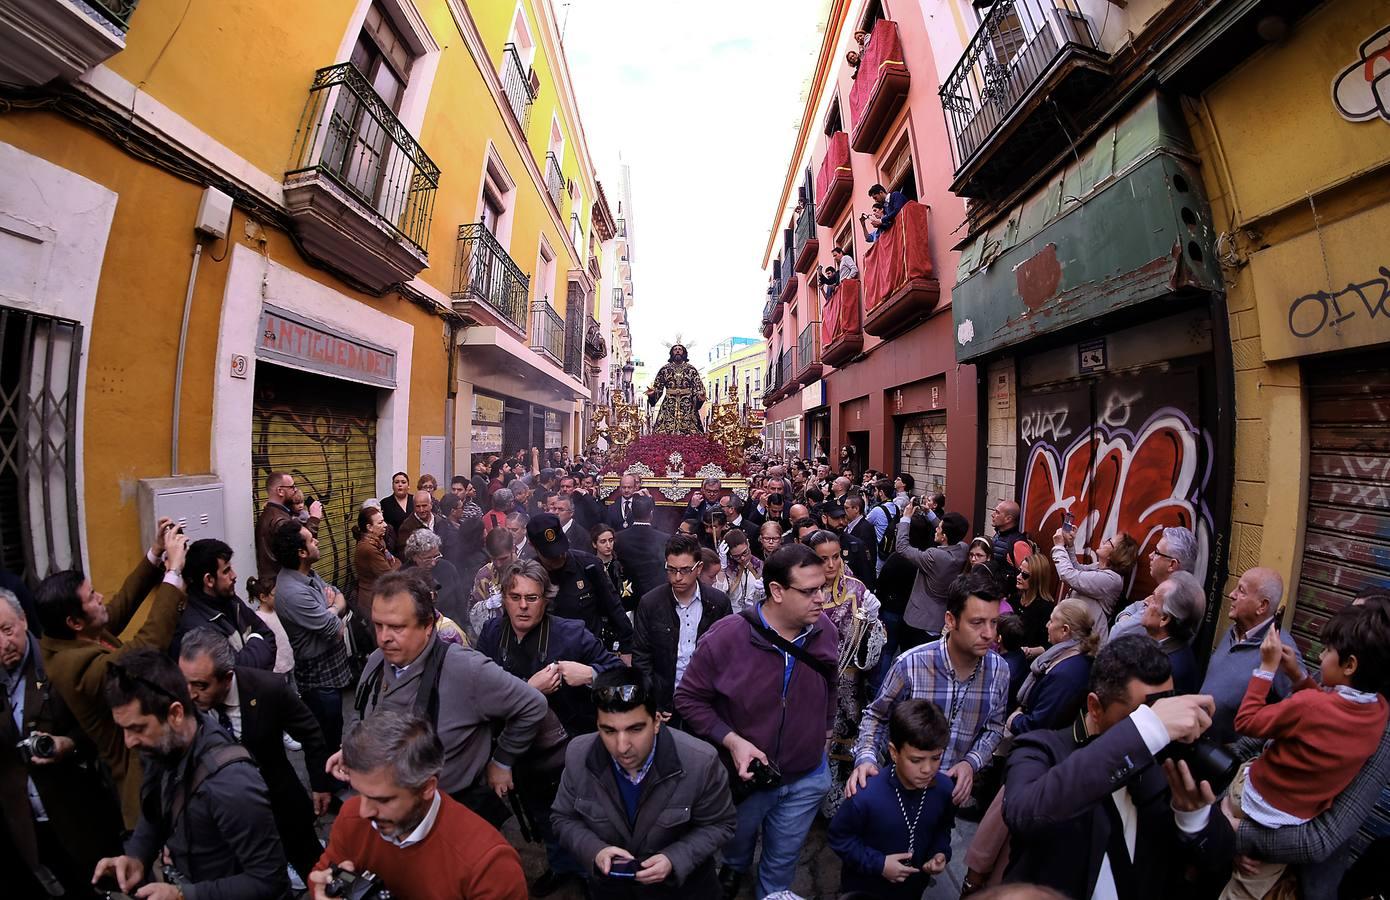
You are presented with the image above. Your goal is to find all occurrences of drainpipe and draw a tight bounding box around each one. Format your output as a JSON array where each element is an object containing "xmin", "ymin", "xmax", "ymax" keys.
[{"xmin": 171, "ymin": 240, "xmax": 205, "ymax": 476}]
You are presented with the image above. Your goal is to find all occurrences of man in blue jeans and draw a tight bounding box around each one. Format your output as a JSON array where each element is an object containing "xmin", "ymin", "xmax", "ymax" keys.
[{"xmin": 675, "ymin": 543, "xmax": 840, "ymax": 899}]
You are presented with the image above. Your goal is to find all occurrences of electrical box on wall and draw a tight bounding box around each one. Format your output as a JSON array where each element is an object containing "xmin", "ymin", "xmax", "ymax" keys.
[
  {"xmin": 137, "ymin": 475, "xmax": 226, "ymax": 550},
  {"xmin": 194, "ymin": 186, "xmax": 233, "ymax": 240}
]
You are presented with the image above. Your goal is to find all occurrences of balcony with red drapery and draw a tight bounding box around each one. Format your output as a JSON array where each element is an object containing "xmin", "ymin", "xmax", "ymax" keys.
[
  {"xmin": 815, "ymin": 131, "xmax": 853, "ymax": 227},
  {"xmin": 822, "ymin": 278, "xmax": 863, "ymax": 367},
  {"xmin": 862, "ymin": 201, "xmax": 940, "ymax": 338},
  {"xmin": 849, "ymin": 19, "xmax": 910, "ymax": 154}
]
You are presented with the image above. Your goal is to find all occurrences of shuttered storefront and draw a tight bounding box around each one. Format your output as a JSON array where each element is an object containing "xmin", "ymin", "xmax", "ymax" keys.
[
  {"xmin": 252, "ymin": 363, "xmax": 379, "ymax": 593},
  {"xmin": 1293, "ymin": 354, "xmax": 1390, "ymax": 660},
  {"xmin": 897, "ymin": 412, "xmax": 947, "ymax": 495}
]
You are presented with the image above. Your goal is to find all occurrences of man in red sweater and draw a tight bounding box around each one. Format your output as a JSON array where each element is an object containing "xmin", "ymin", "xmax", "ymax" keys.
[
  {"xmin": 1222, "ymin": 603, "xmax": 1390, "ymax": 900},
  {"xmin": 310, "ymin": 711, "xmax": 526, "ymax": 900}
]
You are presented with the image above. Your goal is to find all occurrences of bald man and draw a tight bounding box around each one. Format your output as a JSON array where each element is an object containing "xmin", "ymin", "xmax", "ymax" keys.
[
  {"xmin": 990, "ymin": 499, "xmax": 1027, "ymax": 590},
  {"xmin": 1200, "ymin": 566, "xmax": 1301, "ymax": 744}
]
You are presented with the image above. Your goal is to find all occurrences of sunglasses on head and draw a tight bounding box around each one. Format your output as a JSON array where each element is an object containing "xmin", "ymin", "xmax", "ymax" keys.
[{"xmin": 594, "ymin": 684, "xmax": 645, "ymax": 705}]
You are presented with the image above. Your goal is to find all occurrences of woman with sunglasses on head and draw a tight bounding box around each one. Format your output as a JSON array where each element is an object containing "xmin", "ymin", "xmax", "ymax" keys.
[
  {"xmin": 1014, "ymin": 548, "xmax": 1059, "ymax": 660},
  {"xmin": 804, "ymin": 529, "xmax": 886, "ymax": 818}
]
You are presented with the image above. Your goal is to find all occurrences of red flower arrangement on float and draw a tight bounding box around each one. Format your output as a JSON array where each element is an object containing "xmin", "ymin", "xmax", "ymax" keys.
[{"xmin": 602, "ymin": 435, "xmax": 739, "ymax": 476}]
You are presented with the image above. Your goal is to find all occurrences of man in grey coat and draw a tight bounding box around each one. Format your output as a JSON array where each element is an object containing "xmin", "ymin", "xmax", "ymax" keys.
[
  {"xmin": 336, "ymin": 568, "xmax": 547, "ymax": 827},
  {"xmin": 552, "ymin": 673, "xmax": 736, "ymax": 898},
  {"xmin": 895, "ymin": 504, "xmax": 970, "ymax": 648}
]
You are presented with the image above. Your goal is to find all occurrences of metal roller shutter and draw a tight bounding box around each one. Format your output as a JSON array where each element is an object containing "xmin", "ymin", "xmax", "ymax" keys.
[
  {"xmin": 898, "ymin": 413, "xmax": 947, "ymax": 495},
  {"xmin": 1294, "ymin": 351, "xmax": 1390, "ymax": 861},
  {"xmin": 1292, "ymin": 355, "xmax": 1390, "ymax": 662},
  {"xmin": 252, "ymin": 364, "xmax": 379, "ymax": 594}
]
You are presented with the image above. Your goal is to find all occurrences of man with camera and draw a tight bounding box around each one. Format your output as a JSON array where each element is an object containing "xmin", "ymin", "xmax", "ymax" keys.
[
  {"xmin": 37, "ymin": 517, "xmax": 188, "ymax": 829},
  {"xmin": 311, "ymin": 710, "xmax": 527, "ymax": 900},
  {"xmin": 675, "ymin": 543, "xmax": 839, "ymax": 900},
  {"xmin": 1001, "ymin": 634, "xmax": 1234, "ymax": 898},
  {"xmin": 94, "ymin": 648, "xmax": 287, "ymax": 899},
  {"xmin": 552, "ymin": 672, "xmax": 737, "ymax": 898},
  {"xmin": 1, "ymin": 588, "xmax": 123, "ymax": 897}
]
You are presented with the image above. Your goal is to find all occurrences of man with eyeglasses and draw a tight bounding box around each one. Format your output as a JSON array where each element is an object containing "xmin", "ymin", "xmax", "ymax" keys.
[
  {"xmin": 553, "ymin": 672, "xmax": 737, "ymax": 897},
  {"xmin": 1111, "ymin": 525, "xmax": 1199, "ymax": 642},
  {"xmin": 722, "ymin": 529, "xmax": 765, "ymax": 613},
  {"xmin": 632, "ymin": 534, "xmax": 732, "ymax": 726},
  {"xmin": 95, "ymin": 648, "xmax": 288, "ymax": 899},
  {"xmin": 675, "ymin": 543, "xmax": 839, "ymax": 900}
]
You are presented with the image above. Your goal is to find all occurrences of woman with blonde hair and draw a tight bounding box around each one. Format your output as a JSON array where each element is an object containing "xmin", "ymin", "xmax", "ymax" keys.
[
  {"xmin": 1015, "ymin": 548, "xmax": 1059, "ymax": 657},
  {"xmin": 1051, "ymin": 527, "xmax": 1139, "ymax": 642},
  {"xmin": 1006, "ymin": 598, "xmax": 1099, "ymax": 736}
]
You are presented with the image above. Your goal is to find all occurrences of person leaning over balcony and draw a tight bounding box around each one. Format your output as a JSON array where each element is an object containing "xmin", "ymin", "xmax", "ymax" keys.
[
  {"xmin": 820, "ymin": 265, "xmax": 841, "ymax": 302},
  {"xmin": 833, "ymin": 245, "xmax": 859, "ymax": 280},
  {"xmin": 868, "ymin": 184, "xmax": 908, "ymax": 230}
]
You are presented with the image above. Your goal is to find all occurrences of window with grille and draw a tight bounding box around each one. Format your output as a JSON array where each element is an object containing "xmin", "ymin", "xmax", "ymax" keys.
[{"xmin": 0, "ymin": 307, "xmax": 83, "ymax": 587}]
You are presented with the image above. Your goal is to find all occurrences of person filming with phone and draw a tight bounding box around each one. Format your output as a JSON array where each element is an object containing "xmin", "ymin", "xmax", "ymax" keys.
[
  {"xmin": 1051, "ymin": 516, "xmax": 1139, "ymax": 644},
  {"xmin": 551, "ymin": 671, "xmax": 736, "ymax": 898}
]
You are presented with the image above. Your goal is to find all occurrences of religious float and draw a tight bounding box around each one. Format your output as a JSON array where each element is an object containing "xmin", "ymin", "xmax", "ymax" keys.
[{"xmin": 588, "ymin": 344, "xmax": 764, "ymax": 514}]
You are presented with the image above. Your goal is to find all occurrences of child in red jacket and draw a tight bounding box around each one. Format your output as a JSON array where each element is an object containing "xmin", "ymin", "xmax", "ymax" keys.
[{"xmin": 1221, "ymin": 603, "xmax": 1390, "ymax": 900}]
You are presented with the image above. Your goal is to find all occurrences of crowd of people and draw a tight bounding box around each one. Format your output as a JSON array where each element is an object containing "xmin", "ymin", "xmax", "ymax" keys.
[{"xmin": 2, "ymin": 444, "xmax": 1388, "ymax": 900}]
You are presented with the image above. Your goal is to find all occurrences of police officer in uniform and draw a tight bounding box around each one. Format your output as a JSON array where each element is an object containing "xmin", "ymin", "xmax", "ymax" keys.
[{"xmin": 528, "ymin": 514, "xmax": 634, "ymax": 658}]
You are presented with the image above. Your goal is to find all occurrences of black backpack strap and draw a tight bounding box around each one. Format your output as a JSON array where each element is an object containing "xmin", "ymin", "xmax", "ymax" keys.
[
  {"xmin": 354, "ymin": 657, "xmax": 385, "ymax": 719},
  {"xmin": 169, "ymin": 742, "xmax": 254, "ymax": 830},
  {"xmin": 412, "ymin": 636, "xmax": 449, "ymax": 724},
  {"xmin": 747, "ymin": 617, "xmax": 837, "ymax": 684}
]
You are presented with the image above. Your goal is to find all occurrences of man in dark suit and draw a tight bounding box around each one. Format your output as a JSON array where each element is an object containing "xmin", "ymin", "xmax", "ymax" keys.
[
  {"xmin": 177, "ymin": 626, "xmax": 336, "ymax": 881},
  {"xmin": 550, "ymin": 493, "xmax": 594, "ymax": 555},
  {"xmin": 614, "ymin": 496, "xmax": 670, "ymax": 600},
  {"xmin": 631, "ymin": 534, "xmax": 731, "ymax": 721},
  {"xmin": 1001, "ymin": 635, "xmax": 1233, "ymax": 899},
  {"xmin": 607, "ymin": 473, "xmax": 642, "ymax": 530},
  {"xmin": 821, "ymin": 502, "xmax": 876, "ymax": 590},
  {"xmin": 844, "ymin": 496, "xmax": 879, "ymax": 582},
  {"xmin": 1, "ymin": 589, "xmax": 123, "ymax": 897}
]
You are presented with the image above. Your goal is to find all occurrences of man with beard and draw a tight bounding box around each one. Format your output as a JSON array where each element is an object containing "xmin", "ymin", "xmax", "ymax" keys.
[
  {"xmin": 94, "ymin": 648, "xmax": 287, "ymax": 899},
  {"xmin": 170, "ymin": 539, "xmax": 277, "ymax": 671},
  {"xmin": 820, "ymin": 503, "xmax": 876, "ymax": 590},
  {"xmin": 311, "ymin": 711, "xmax": 527, "ymax": 899},
  {"xmin": 646, "ymin": 344, "xmax": 707, "ymax": 435}
]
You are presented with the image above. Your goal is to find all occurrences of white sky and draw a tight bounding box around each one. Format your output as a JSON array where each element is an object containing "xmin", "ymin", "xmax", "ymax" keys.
[{"xmin": 562, "ymin": 0, "xmax": 826, "ymax": 368}]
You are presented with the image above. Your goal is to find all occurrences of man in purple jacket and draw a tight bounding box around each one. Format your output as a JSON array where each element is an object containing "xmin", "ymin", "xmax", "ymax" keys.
[{"xmin": 675, "ymin": 543, "xmax": 840, "ymax": 900}]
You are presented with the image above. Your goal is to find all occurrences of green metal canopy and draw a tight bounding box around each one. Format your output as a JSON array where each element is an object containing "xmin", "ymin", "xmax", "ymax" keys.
[{"xmin": 951, "ymin": 92, "xmax": 1223, "ymax": 363}]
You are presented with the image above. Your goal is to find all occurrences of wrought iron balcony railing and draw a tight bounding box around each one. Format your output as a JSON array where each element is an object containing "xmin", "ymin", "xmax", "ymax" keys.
[
  {"xmin": 793, "ymin": 205, "xmax": 819, "ymax": 274},
  {"xmin": 530, "ymin": 301, "xmax": 565, "ymax": 366},
  {"xmin": 501, "ymin": 44, "xmax": 537, "ymax": 131},
  {"xmin": 796, "ymin": 321, "xmax": 822, "ymax": 384},
  {"xmin": 585, "ymin": 315, "xmax": 607, "ymax": 360},
  {"xmin": 545, "ymin": 153, "xmax": 564, "ymax": 208},
  {"xmin": 779, "ymin": 349, "xmax": 794, "ymax": 393},
  {"xmin": 612, "ymin": 288, "xmax": 626, "ymax": 311},
  {"xmin": 287, "ymin": 62, "xmax": 440, "ymax": 252},
  {"xmin": 940, "ymin": 0, "xmax": 1098, "ymax": 174},
  {"xmin": 453, "ymin": 223, "xmax": 529, "ymax": 332},
  {"xmin": 90, "ymin": 0, "xmax": 139, "ymax": 29}
]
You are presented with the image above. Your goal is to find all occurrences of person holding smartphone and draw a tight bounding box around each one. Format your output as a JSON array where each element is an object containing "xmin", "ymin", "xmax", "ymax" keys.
[{"xmin": 551, "ymin": 673, "xmax": 736, "ymax": 897}]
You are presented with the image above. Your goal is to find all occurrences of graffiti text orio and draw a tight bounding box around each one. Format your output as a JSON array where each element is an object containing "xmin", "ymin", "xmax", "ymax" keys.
[{"xmin": 1287, "ymin": 265, "xmax": 1390, "ymax": 339}]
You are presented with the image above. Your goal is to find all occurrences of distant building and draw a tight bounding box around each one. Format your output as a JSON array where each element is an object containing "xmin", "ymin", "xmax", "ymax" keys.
[{"xmin": 701, "ymin": 338, "xmax": 767, "ymax": 412}]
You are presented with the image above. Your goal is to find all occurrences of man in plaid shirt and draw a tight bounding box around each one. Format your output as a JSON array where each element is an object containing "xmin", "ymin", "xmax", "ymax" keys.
[
  {"xmin": 271, "ymin": 521, "xmax": 354, "ymax": 756},
  {"xmin": 849, "ymin": 571, "xmax": 1008, "ymax": 807}
]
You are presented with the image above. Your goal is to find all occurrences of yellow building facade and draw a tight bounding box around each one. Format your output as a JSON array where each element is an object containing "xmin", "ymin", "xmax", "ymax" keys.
[
  {"xmin": 1182, "ymin": 0, "xmax": 1390, "ymax": 653},
  {"xmin": 702, "ymin": 338, "xmax": 768, "ymax": 414},
  {"xmin": 0, "ymin": 0, "xmax": 617, "ymax": 592}
]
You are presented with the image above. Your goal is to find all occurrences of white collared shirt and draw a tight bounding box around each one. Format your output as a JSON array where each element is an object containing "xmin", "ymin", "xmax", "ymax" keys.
[
  {"xmin": 220, "ymin": 674, "xmax": 243, "ymax": 740},
  {"xmin": 373, "ymin": 790, "xmax": 442, "ymax": 848},
  {"xmin": 673, "ymin": 584, "xmax": 703, "ymax": 690}
]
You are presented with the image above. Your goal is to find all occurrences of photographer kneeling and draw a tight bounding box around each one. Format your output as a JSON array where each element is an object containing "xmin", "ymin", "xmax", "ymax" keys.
[
  {"xmin": 1002, "ymin": 635, "xmax": 1234, "ymax": 898},
  {"xmin": 311, "ymin": 710, "xmax": 526, "ymax": 900}
]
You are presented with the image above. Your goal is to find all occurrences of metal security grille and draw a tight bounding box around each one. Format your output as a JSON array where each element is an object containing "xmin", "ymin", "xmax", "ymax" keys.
[
  {"xmin": 898, "ymin": 413, "xmax": 948, "ymax": 496},
  {"xmin": 252, "ymin": 364, "xmax": 379, "ymax": 594},
  {"xmin": 0, "ymin": 307, "xmax": 83, "ymax": 588},
  {"xmin": 1293, "ymin": 354, "xmax": 1390, "ymax": 662}
]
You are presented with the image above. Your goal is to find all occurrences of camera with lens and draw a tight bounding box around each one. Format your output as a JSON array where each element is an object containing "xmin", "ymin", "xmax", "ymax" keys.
[
  {"xmin": 17, "ymin": 732, "xmax": 57, "ymax": 763},
  {"xmin": 1156, "ymin": 737, "xmax": 1239, "ymax": 796},
  {"xmin": 325, "ymin": 865, "xmax": 392, "ymax": 900}
]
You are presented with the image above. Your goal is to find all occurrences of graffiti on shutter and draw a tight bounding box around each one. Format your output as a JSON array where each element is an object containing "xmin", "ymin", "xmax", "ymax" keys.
[
  {"xmin": 1293, "ymin": 357, "xmax": 1390, "ymax": 663},
  {"xmin": 1017, "ymin": 364, "xmax": 1215, "ymax": 607},
  {"xmin": 252, "ymin": 365, "xmax": 379, "ymax": 593},
  {"xmin": 899, "ymin": 413, "xmax": 947, "ymax": 495}
]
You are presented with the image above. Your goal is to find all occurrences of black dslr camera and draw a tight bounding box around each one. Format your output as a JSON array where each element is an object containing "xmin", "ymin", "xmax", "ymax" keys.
[
  {"xmin": 1157, "ymin": 737, "xmax": 1239, "ymax": 796},
  {"xmin": 17, "ymin": 732, "xmax": 57, "ymax": 763},
  {"xmin": 326, "ymin": 866, "xmax": 392, "ymax": 900}
]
